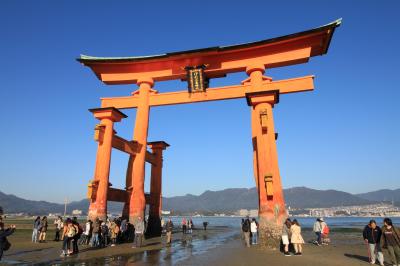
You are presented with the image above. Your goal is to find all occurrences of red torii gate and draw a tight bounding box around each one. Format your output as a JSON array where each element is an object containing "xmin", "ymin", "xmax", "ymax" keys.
[{"xmin": 78, "ymin": 19, "xmax": 340, "ymax": 244}]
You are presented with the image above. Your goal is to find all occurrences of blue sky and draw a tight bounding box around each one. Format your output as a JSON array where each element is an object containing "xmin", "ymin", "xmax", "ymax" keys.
[{"xmin": 0, "ymin": 1, "xmax": 399, "ymax": 203}]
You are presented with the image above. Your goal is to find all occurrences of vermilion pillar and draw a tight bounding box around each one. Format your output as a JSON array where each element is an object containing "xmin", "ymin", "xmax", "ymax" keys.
[
  {"xmin": 146, "ymin": 141, "xmax": 169, "ymax": 237},
  {"xmin": 129, "ymin": 77, "xmax": 154, "ymax": 224},
  {"xmin": 88, "ymin": 107, "xmax": 127, "ymax": 221},
  {"xmin": 246, "ymin": 65, "xmax": 287, "ymax": 247}
]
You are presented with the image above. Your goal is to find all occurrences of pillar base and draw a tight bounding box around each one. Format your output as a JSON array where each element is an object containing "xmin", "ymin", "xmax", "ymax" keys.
[
  {"xmin": 88, "ymin": 209, "xmax": 107, "ymax": 222},
  {"xmin": 258, "ymin": 214, "xmax": 287, "ymax": 249},
  {"xmin": 145, "ymin": 215, "xmax": 162, "ymax": 238}
]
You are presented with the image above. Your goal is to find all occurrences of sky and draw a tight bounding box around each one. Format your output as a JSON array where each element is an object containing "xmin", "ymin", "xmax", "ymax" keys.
[{"xmin": 0, "ymin": 0, "xmax": 399, "ymax": 203}]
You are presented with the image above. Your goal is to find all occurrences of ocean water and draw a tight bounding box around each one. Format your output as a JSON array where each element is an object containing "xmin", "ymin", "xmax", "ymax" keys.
[{"xmin": 168, "ymin": 216, "xmax": 400, "ymax": 229}]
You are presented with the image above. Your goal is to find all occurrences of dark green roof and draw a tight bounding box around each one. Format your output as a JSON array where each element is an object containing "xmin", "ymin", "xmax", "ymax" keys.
[{"xmin": 78, "ymin": 18, "xmax": 341, "ymax": 64}]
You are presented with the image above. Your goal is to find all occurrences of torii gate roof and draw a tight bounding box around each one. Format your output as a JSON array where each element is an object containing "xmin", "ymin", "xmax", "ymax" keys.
[{"xmin": 78, "ymin": 19, "xmax": 341, "ymax": 85}]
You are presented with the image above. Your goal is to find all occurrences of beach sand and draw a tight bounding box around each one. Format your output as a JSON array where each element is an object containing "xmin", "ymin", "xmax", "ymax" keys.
[{"xmin": 1, "ymin": 224, "xmax": 386, "ymax": 265}]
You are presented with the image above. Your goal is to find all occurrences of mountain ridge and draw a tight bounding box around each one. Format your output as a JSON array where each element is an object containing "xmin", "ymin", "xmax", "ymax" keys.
[{"xmin": 1, "ymin": 187, "xmax": 399, "ymax": 215}]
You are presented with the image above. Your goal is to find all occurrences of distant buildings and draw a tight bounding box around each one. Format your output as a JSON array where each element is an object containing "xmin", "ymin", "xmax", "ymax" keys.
[
  {"xmin": 306, "ymin": 203, "xmax": 400, "ymax": 217},
  {"xmin": 235, "ymin": 209, "xmax": 259, "ymax": 217},
  {"xmin": 72, "ymin": 209, "xmax": 83, "ymax": 215}
]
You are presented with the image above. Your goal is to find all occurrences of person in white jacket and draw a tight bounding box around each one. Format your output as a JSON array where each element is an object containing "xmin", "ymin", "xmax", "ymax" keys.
[{"xmin": 250, "ymin": 218, "xmax": 258, "ymax": 245}]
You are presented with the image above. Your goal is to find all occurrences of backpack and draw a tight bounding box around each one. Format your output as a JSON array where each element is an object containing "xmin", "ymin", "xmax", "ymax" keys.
[
  {"xmin": 322, "ymin": 225, "xmax": 330, "ymax": 235},
  {"xmin": 242, "ymin": 220, "xmax": 250, "ymax": 232}
]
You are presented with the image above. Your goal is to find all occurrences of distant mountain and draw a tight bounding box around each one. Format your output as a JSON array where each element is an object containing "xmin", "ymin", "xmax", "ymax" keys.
[
  {"xmin": 163, "ymin": 188, "xmax": 258, "ymax": 213},
  {"xmin": 284, "ymin": 187, "xmax": 372, "ymax": 208},
  {"xmin": 356, "ymin": 189, "xmax": 400, "ymax": 206},
  {"xmin": 1, "ymin": 186, "xmax": 394, "ymax": 215}
]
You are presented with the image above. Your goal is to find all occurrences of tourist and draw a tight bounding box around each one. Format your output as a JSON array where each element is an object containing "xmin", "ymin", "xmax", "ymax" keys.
[
  {"xmin": 250, "ymin": 218, "xmax": 258, "ymax": 245},
  {"xmin": 165, "ymin": 218, "xmax": 174, "ymax": 245},
  {"xmin": 110, "ymin": 219, "xmax": 120, "ymax": 246},
  {"xmin": 100, "ymin": 221, "xmax": 109, "ymax": 247},
  {"xmin": 61, "ymin": 219, "xmax": 76, "ymax": 257},
  {"xmin": 38, "ymin": 216, "xmax": 48, "ymax": 243},
  {"xmin": 188, "ymin": 219, "xmax": 193, "ymax": 234},
  {"xmin": 313, "ymin": 218, "xmax": 322, "ymax": 245},
  {"xmin": 80, "ymin": 219, "xmax": 92, "ymax": 245},
  {"xmin": 320, "ymin": 218, "xmax": 330, "ymax": 245},
  {"xmin": 380, "ymin": 218, "xmax": 400, "ymax": 266},
  {"xmin": 120, "ymin": 218, "xmax": 128, "ymax": 242},
  {"xmin": 363, "ymin": 219, "xmax": 384, "ymax": 266},
  {"xmin": 203, "ymin": 221, "xmax": 208, "ymax": 231},
  {"xmin": 61, "ymin": 220, "xmax": 68, "ymax": 241},
  {"xmin": 242, "ymin": 216, "xmax": 251, "ymax": 247},
  {"xmin": 71, "ymin": 217, "xmax": 81, "ymax": 254},
  {"xmin": 161, "ymin": 217, "xmax": 165, "ymax": 234},
  {"xmin": 241, "ymin": 219, "xmax": 245, "ymax": 240},
  {"xmin": 133, "ymin": 217, "xmax": 145, "ymax": 248},
  {"xmin": 32, "ymin": 216, "xmax": 41, "ymax": 243},
  {"xmin": 282, "ymin": 218, "xmax": 292, "ymax": 256},
  {"xmin": 0, "ymin": 222, "xmax": 16, "ymax": 261},
  {"xmin": 290, "ymin": 219, "xmax": 304, "ymax": 256},
  {"xmin": 90, "ymin": 218, "xmax": 100, "ymax": 247},
  {"xmin": 54, "ymin": 216, "xmax": 63, "ymax": 241},
  {"xmin": 182, "ymin": 218, "xmax": 187, "ymax": 234}
]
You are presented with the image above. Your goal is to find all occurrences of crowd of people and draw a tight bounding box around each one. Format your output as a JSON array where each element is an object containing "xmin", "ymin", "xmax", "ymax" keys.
[
  {"xmin": 28, "ymin": 216, "xmax": 202, "ymax": 257},
  {"xmin": 2, "ymin": 210, "xmax": 400, "ymax": 265}
]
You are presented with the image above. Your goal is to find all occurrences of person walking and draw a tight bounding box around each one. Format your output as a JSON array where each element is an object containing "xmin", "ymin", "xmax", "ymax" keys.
[
  {"xmin": 313, "ymin": 218, "xmax": 322, "ymax": 245},
  {"xmin": 203, "ymin": 221, "xmax": 208, "ymax": 230},
  {"xmin": 242, "ymin": 216, "xmax": 251, "ymax": 247},
  {"xmin": 90, "ymin": 218, "xmax": 100, "ymax": 247},
  {"xmin": 32, "ymin": 216, "xmax": 40, "ymax": 243},
  {"xmin": 0, "ymin": 222, "xmax": 16, "ymax": 261},
  {"xmin": 133, "ymin": 217, "xmax": 145, "ymax": 248},
  {"xmin": 363, "ymin": 219, "xmax": 384, "ymax": 265},
  {"xmin": 320, "ymin": 218, "xmax": 330, "ymax": 245},
  {"xmin": 282, "ymin": 218, "xmax": 292, "ymax": 256},
  {"xmin": 250, "ymin": 218, "xmax": 258, "ymax": 245},
  {"xmin": 290, "ymin": 219, "xmax": 304, "ymax": 256},
  {"xmin": 381, "ymin": 218, "xmax": 400, "ymax": 266},
  {"xmin": 54, "ymin": 216, "xmax": 63, "ymax": 241},
  {"xmin": 182, "ymin": 218, "xmax": 187, "ymax": 234},
  {"xmin": 38, "ymin": 216, "xmax": 48, "ymax": 243},
  {"xmin": 166, "ymin": 218, "xmax": 174, "ymax": 246}
]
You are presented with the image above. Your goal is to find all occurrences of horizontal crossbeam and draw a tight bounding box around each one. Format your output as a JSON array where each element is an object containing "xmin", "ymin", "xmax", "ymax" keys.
[{"xmin": 101, "ymin": 75, "xmax": 314, "ymax": 109}]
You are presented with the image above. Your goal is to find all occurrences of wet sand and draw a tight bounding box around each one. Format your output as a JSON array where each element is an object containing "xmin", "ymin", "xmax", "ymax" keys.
[
  {"xmin": 1, "ymin": 226, "xmax": 386, "ymax": 265},
  {"xmin": 1, "ymin": 226, "xmax": 235, "ymax": 265},
  {"xmin": 178, "ymin": 230, "xmax": 373, "ymax": 266}
]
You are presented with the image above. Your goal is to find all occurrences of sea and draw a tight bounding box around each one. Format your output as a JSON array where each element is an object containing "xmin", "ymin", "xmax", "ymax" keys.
[{"xmin": 167, "ymin": 216, "xmax": 400, "ymax": 229}]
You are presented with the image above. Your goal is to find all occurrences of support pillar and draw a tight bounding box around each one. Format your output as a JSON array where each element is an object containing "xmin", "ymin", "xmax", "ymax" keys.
[
  {"xmin": 246, "ymin": 65, "xmax": 287, "ymax": 248},
  {"xmin": 129, "ymin": 77, "xmax": 154, "ymax": 224},
  {"xmin": 87, "ymin": 107, "xmax": 127, "ymax": 221},
  {"xmin": 146, "ymin": 141, "xmax": 169, "ymax": 237}
]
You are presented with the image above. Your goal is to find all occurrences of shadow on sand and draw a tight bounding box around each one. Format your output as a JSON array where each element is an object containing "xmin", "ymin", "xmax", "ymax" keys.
[{"xmin": 344, "ymin": 253, "xmax": 369, "ymax": 263}]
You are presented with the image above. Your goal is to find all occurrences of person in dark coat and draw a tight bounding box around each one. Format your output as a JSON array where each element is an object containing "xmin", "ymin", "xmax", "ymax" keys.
[
  {"xmin": 363, "ymin": 219, "xmax": 383, "ymax": 265},
  {"xmin": 0, "ymin": 222, "xmax": 16, "ymax": 261}
]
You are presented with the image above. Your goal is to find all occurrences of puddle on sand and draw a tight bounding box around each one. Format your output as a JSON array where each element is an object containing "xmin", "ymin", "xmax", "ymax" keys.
[{"xmin": 51, "ymin": 229, "xmax": 239, "ymax": 266}]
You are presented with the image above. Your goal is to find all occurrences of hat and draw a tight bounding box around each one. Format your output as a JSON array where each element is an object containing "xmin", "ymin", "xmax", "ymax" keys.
[{"xmin": 320, "ymin": 218, "xmax": 324, "ymax": 222}]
